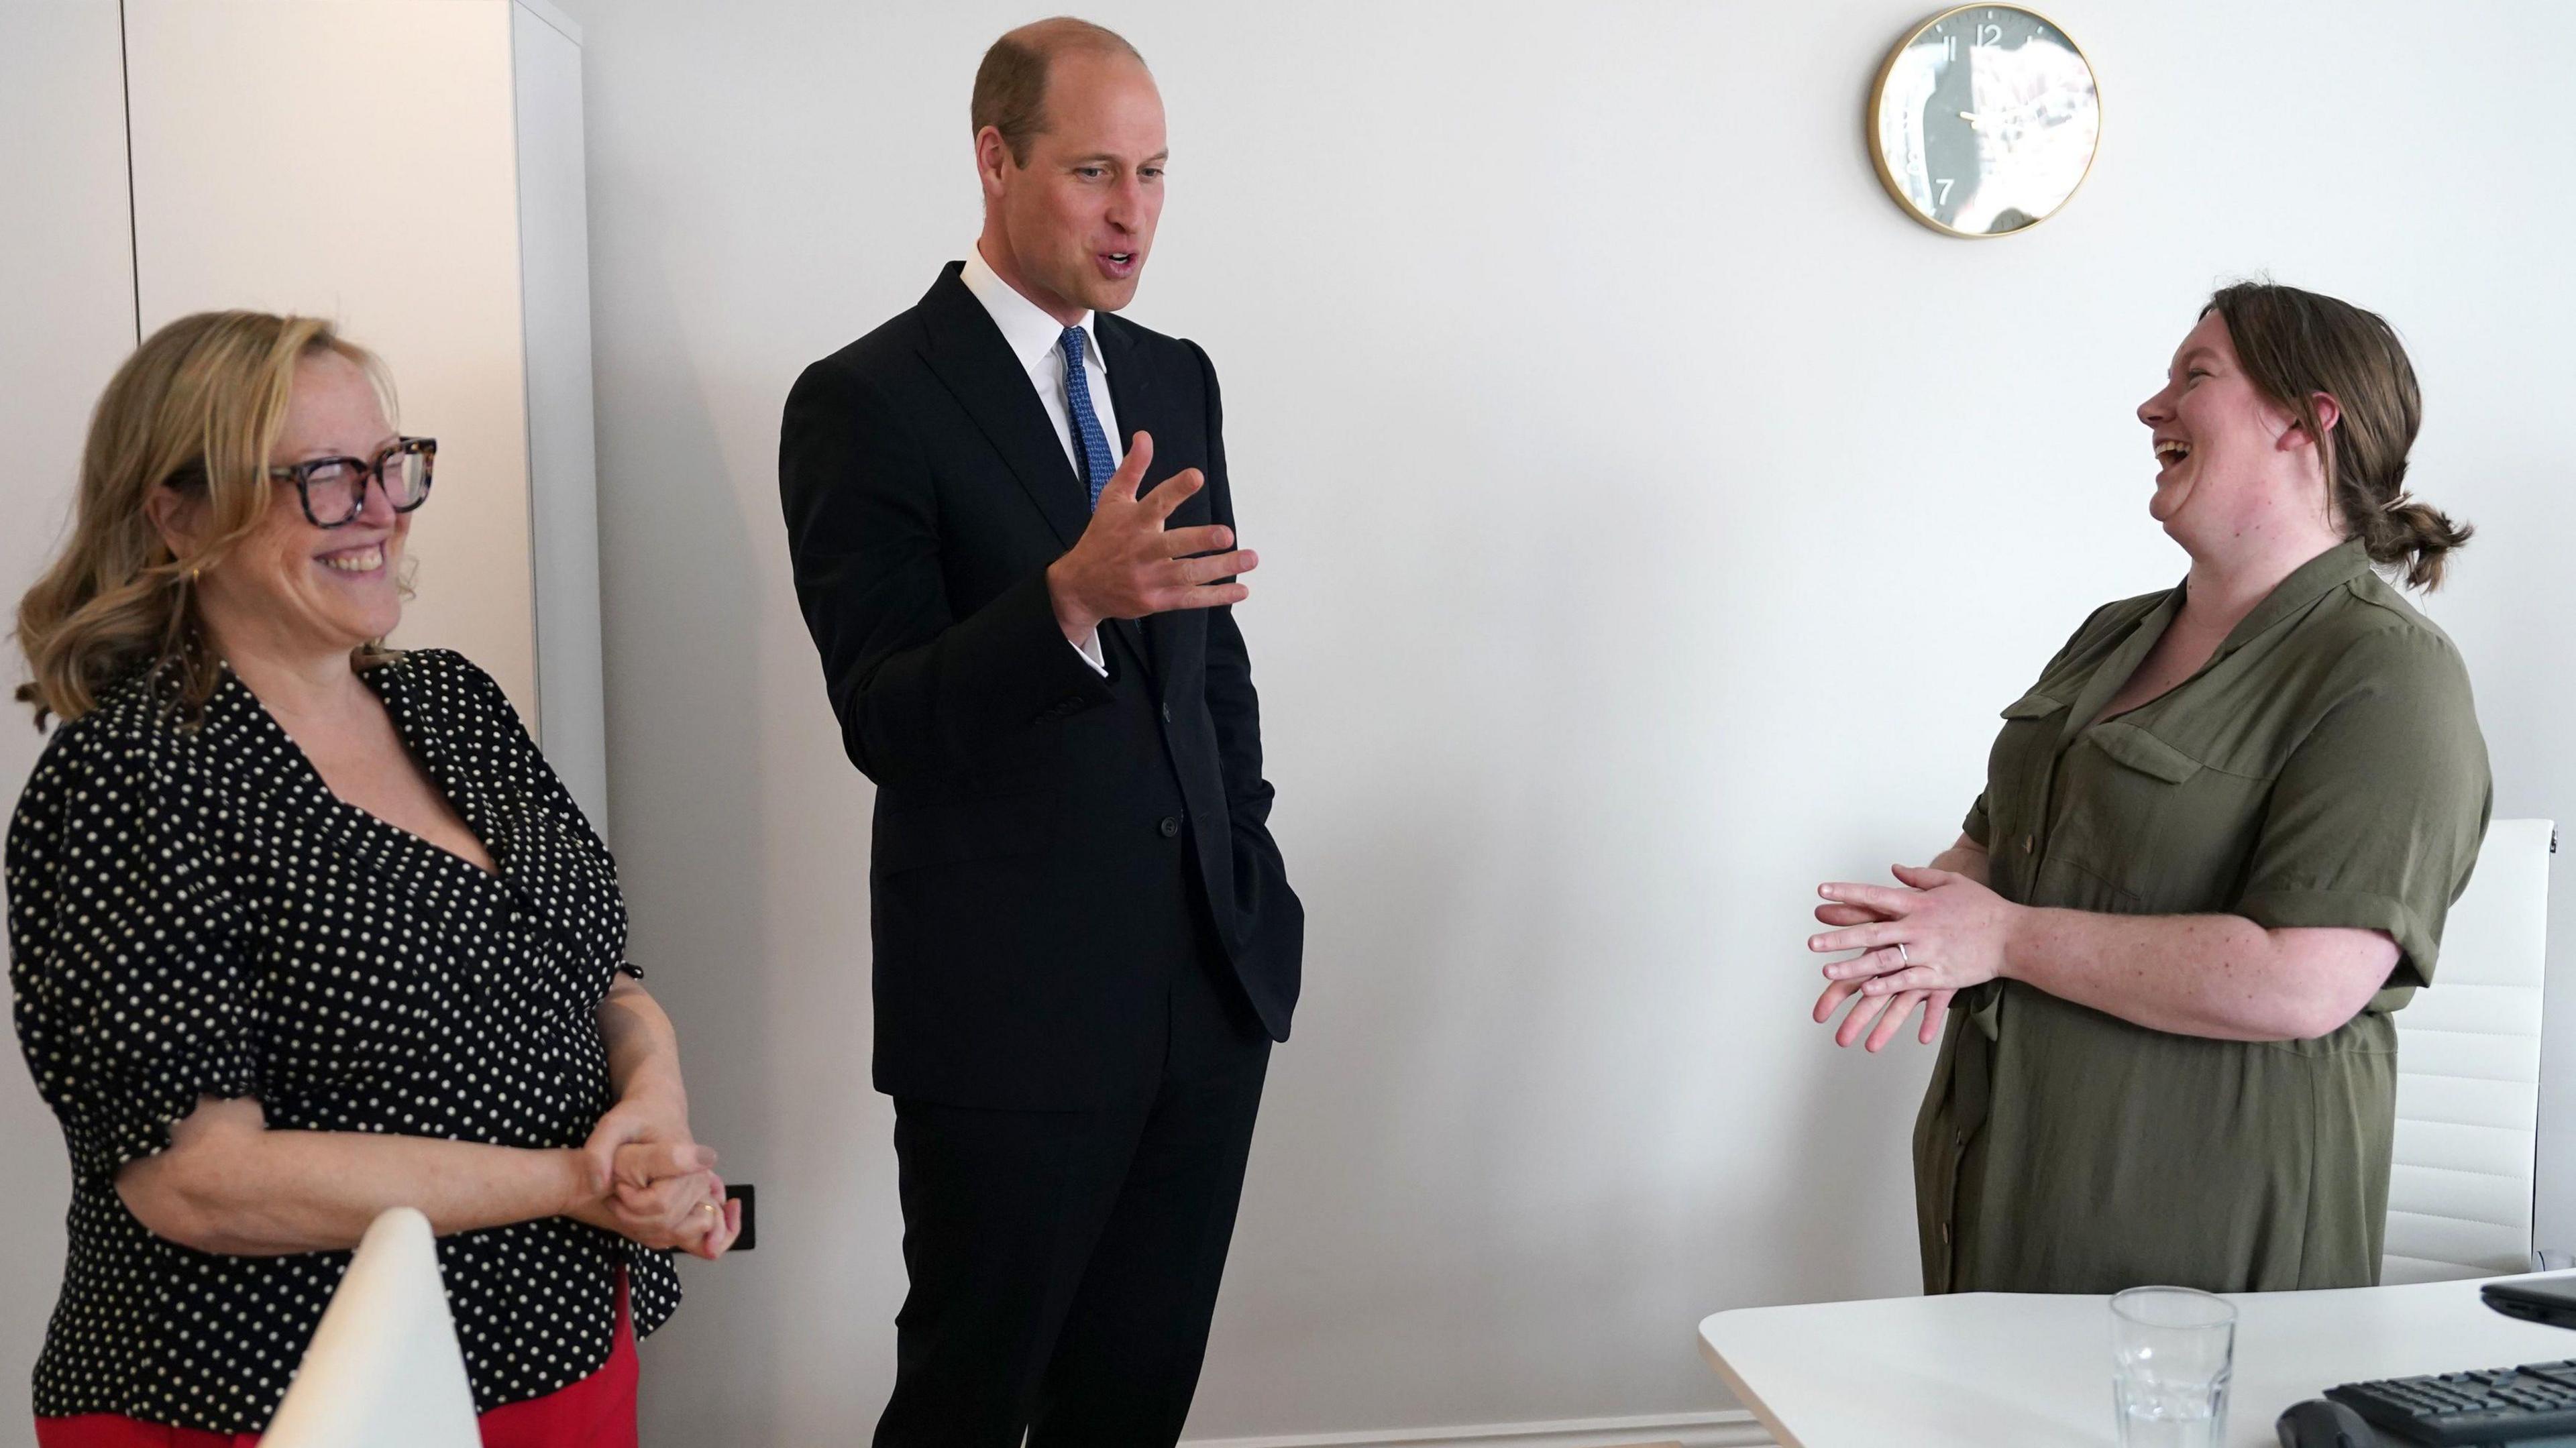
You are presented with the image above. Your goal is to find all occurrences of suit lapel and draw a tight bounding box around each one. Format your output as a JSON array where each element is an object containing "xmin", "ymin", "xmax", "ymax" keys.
[
  {"xmin": 1097, "ymin": 315, "xmax": 1167, "ymax": 688},
  {"xmin": 915, "ymin": 263, "xmax": 1091, "ymax": 552}
]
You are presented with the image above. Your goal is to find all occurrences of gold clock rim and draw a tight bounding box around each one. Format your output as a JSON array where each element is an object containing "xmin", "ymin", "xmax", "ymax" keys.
[{"xmin": 1864, "ymin": 2, "xmax": 2104, "ymax": 241}]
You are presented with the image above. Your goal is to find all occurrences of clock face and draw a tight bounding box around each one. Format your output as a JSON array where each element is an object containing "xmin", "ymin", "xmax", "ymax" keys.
[{"xmin": 1870, "ymin": 6, "xmax": 2100, "ymax": 237}]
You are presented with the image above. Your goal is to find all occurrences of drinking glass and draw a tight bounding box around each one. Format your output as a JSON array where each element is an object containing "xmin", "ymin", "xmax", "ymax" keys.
[{"xmin": 2110, "ymin": 1285, "xmax": 2237, "ymax": 1448}]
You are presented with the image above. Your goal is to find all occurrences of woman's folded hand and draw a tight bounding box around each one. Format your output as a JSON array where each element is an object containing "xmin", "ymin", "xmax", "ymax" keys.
[
  {"xmin": 565, "ymin": 1141, "xmax": 742, "ymax": 1258},
  {"xmin": 1805, "ymin": 860, "xmax": 2024, "ymax": 1052}
]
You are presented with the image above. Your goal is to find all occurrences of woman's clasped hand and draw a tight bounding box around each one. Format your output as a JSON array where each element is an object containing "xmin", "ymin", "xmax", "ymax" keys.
[
  {"xmin": 1807, "ymin": 847, "xmax": 2019, "ymax": 1052},
  {"xmin": 574, "ymin": 1098, "xmax": 743, "ymax": 1260}
]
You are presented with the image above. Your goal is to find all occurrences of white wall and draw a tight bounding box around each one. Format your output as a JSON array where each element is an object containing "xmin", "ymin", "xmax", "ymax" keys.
[
  {"xmin": 0, "ymin": 9, "xmax": 132, "ymax": 1445},
  {"xmin": 556, "ymin": 1, "xmax": 2576, "ymax": 1439}
]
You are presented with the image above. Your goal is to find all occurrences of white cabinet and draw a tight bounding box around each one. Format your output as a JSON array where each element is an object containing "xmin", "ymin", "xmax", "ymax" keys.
[
  {"xmin": 0, "ymin": 9, "xmax": 145, "ymax": 1443},
  {"xmin": 3, "ymin": 0, "xmax": 612, "ymax": 832}
]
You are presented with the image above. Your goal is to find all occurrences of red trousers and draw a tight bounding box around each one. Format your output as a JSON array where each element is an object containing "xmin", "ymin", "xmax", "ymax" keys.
[{"xmin": 35, "ymin": 1274, "xmax": 637, "ymax": 1448}]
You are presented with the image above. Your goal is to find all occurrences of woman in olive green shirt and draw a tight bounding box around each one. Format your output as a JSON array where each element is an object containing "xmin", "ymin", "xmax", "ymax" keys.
[{"xmin": 1808, "ymin": 282, "xmax": 2491, "ymax": 1295}]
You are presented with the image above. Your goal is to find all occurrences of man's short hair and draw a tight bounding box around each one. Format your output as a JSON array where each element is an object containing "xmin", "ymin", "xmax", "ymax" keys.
[{"xmin": 971, "ymin": 17, "xmax": 1145, "ymax": 167}]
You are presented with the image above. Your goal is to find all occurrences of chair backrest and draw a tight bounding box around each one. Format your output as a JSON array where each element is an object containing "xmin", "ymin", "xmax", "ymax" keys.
[
  {"xmin": 260, "ymin": 1207, "xmax": 481, "ymax": 1448},
  {"xmin": 2383, "ymin": 818, "xmax": 2555, "ymax": 1284}
]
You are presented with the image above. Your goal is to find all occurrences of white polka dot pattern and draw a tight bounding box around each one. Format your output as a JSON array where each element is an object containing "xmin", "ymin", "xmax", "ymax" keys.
[{"xmin": 5, "ymin": 649, "xmax": 681, "ymax": 1433}]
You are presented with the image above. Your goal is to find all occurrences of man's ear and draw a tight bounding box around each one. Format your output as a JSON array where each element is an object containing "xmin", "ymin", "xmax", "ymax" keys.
[
  {"xmin": 973, "ymin": 125, "xmax": 1014, "ymax": 199},
  {"xmin": 142, "ymin": 482, "xmax": 207, "ymax": 564}
]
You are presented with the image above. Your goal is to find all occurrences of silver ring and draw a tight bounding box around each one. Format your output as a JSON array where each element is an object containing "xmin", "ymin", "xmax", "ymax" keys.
[{"xmin": 1895, "ymin": 940, "xmax": 1911, "ymax": 968}]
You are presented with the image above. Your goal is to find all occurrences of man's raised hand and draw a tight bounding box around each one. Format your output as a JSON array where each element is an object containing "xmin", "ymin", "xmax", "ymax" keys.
[{"xmin": 1044, "ymin": 431, "xmax": 1256, "ymax": 640}]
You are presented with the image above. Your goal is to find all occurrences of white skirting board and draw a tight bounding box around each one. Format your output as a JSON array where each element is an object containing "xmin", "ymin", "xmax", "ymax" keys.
[{"xmin": 1183, "ymin": 1410, "xmax": 1775, "ymax": 1448}]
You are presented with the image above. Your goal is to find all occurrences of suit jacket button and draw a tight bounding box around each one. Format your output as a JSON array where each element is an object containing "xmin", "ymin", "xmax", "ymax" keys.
[{"xmin": 1158, "ymin": 815, "xmax": 1182, "ymax": 838}]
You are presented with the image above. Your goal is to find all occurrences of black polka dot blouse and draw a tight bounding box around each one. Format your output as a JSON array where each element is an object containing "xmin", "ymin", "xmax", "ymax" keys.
[{"xmin": 5, "ymin": 649, "xmax": 680, "ymax": 1434}]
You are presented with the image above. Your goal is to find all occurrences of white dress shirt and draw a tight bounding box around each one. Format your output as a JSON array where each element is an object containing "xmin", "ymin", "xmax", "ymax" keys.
[{"xmin": 961, "ymin": 244, "xmax": 1118, "ymax": 675}]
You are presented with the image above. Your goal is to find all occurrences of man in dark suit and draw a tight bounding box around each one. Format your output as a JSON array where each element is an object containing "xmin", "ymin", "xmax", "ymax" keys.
[{"xmin": 777, "ymin": 17, "xmax": 1301, "ymax": 1446}]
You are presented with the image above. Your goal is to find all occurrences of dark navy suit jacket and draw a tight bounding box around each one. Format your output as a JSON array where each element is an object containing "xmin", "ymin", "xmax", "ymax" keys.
[{"xmin": 780, "ymin": 262, "xmax": 1301, "ymax": 1107}]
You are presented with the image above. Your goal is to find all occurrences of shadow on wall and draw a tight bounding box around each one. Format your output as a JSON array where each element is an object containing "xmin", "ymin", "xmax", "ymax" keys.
[{"xmin": 584, "ymin": 250, "xmax": 791, "ymax": 1441}]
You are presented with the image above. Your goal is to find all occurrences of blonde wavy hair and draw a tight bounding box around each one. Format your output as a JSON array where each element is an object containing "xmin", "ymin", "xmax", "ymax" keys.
[{"xmin": 13, "ymin": 311, "xmax": 399, "ymax": 728}]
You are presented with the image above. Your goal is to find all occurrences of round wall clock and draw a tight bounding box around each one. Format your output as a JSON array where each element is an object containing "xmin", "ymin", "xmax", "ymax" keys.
[{"xmin": 1868, "ymin": 5, "xmax": 2100, "ymax": 237}]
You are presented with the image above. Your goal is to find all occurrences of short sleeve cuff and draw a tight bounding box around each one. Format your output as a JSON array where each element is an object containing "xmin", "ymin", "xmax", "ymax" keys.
[
  {"xmin": 1963, "ymin": 795, "xmax": 1993, "ymax": 848},
  {"xmin": 2236, "ymin": 887, "xmax": 2435, "ymax": 990},
  {"xmin": 69, "ymin": 1050, "xmax": 260, "ymax": 1188}
]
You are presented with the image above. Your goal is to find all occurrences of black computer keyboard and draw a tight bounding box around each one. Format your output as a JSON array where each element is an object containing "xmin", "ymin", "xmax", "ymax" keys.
[{"xmin": 2327, "ymin": 1359, "xmax": 2576, "ymax": 1443}]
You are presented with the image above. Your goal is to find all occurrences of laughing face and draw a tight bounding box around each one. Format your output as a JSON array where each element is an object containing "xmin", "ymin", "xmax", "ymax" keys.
[
  {"xmin": 980, "ymin": 49, "xmax": 1167, "ymax": 322},
  {"xmin": 2135, "ymin": 309, "xmax": 2344, "ymax": 547},
  {"xmin": 195, "ymin": 351, "xmax": 411, "ymax": 657}
]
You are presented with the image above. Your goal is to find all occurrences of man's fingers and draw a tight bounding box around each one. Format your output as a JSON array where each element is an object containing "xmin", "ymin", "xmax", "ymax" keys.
[
  {"xmin": 1172, "ymin": 550, "xmax": 1257, "ymax": 586},
  {"xmin": 1164, "ymin": 583, "xmax": 1251, "ymax": 612},
  {"xmin": 1159, "ymin": 522, "xmax": 1235, "ymax": 557},
  {"xmin": 1139, "ymin": 467, "xmax": 1204, "ymax": 522},
  {"xmin": 1813, "ymin": 903, "xmax": 1888, "ymax": 928},
  {"xmin": 1102, "ymin": 431, "xmax": 1154, "ymax": 504}
]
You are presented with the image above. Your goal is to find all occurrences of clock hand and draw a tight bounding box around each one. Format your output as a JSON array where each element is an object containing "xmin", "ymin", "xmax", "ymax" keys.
[{"xmin": 1960, "ymin": 97, "xmax": 2051, "ymax": 131}]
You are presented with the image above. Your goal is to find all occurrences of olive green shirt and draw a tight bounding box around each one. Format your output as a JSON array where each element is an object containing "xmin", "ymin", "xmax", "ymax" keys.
[{"xmin": 1914, "ymin": 540, "xmax": 2491, "ymax": 1295}]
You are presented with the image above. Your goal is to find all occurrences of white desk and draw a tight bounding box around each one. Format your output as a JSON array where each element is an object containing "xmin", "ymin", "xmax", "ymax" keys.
[{"xmin": 1699, "ymin": 1275, "xmax": 2576, "ymax": 1447}]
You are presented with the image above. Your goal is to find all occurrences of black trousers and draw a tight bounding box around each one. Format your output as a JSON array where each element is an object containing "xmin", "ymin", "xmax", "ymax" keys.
[{"xmin": 873, "ymin": 952, "xmax": 1271, "ymax": 1447}]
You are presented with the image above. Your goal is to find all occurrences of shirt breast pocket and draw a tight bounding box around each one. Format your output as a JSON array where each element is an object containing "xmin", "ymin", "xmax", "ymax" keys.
[
  {"xmin": 2090, "ymin": 722, "xmax": 2202, "ymax": 786},
  {"xmin": 2058, "ymin": 723, "xmax": 2258, "ymax": 913},
  {"xmin": 1992, "ymin": 691, "xmax": 2070, "ymax": 777},
  {"xmin": 1985, "ymin": 691, "xmax": 2068, "ymax": 893}
]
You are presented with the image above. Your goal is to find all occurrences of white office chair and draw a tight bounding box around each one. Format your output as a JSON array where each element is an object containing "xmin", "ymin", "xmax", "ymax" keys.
[
  {"xmin": 260, "ymin": 1207, "xmax": 480, "ymax": 1448},
  {"xmin": 2383, "ymin": 818, "xmax": 2555, "ymax": 1284}
]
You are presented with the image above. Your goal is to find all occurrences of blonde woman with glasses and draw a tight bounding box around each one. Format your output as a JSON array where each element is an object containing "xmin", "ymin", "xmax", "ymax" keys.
[{"xmin": 7, "ymin": 311, "xmax": 737, "ymax": 1447}]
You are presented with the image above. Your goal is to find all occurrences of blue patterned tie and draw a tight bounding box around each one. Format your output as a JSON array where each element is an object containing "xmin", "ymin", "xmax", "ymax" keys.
[{"xmin": 1061, "ymin": 325, "xmax": 1117, "ymax": 509}]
